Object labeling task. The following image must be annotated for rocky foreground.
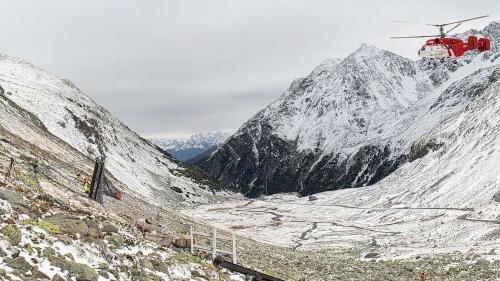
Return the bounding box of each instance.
[0,159,499,280]
[0,176,246,281]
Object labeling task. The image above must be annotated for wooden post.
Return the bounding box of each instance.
[232,233,237,263]
[190,226,194,254]
[212,227,217,259]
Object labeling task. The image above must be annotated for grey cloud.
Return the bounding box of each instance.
[0,0,497,137]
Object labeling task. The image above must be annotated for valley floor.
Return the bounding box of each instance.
[1,154,500,280]
[183,193,500,280]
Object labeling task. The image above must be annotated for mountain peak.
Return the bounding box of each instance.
[346,43,406,64]
[309,57,343,77]
[354,43,384,54]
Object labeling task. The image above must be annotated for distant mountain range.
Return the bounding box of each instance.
[150,131,233,162]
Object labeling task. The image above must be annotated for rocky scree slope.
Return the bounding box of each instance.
[0,54,235,206]
[204,21,500,197]
[0,177,244,280]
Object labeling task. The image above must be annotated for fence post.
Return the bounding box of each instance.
[212,227,217,259]
[190,226,194,254]
[232,233,237,263]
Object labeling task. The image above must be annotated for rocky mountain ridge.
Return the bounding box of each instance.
[204,21,500,197]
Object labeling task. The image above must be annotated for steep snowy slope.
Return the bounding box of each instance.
[0,54,235,206]
[151,131,232,162]
[205,21,500,197]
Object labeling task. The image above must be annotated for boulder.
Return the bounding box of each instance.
[23,219,61,234]
[50,257,98,281]
[32,266,50,280]
[86,228,101,239]
[11,247,20,258]
[98,271,109,279]
[45,214,89,237]
[494,191,500,203]
[24,244,34,255]
[101,222,118,234]
[64,253,75,261]
[1,225,22,245]
[42,247,56,258]
[0,189,40,218]
[364,252,380,259]
[141,259,155,271]
[85,219,103,239]
[106,234,124,248]
[4,256,30,271]
[98,263,108,270]
[191,269,207,278]
[51,274,66,281]
[0,189,29,208]
[57,234,73,245]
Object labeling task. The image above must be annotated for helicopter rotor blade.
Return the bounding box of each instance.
[390,20,418,24]
[427,15,489,27]
[445,23,462,35]
[390,35,440,39]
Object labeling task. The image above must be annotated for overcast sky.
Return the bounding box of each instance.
[0,1,498,138]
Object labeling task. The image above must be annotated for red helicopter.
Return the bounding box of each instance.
[391,15,491,64]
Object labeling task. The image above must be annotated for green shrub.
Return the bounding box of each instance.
[23,219,60,234]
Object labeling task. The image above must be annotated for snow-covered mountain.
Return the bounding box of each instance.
[205,21,500,197]
[188,66,500,256]
[150,131,232,162]
[0,53,236,206]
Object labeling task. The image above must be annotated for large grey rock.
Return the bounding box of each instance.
[101,222,118,234]
[45,214,89,237]
[42,247,56,258]
[5,256,30,271]
[364,252,380,259]
[0,189,29,208]
[1,225,22,246]
[50,257,98,281]
[32,266,50,280]
[51,274,66,281]
[493,191,500,203]
[0,189,39,218]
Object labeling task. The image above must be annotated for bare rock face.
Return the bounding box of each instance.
[204,22,500,197]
